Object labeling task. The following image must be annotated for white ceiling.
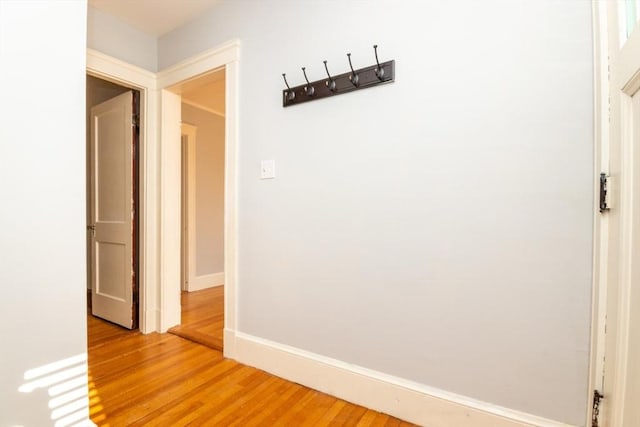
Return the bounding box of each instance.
[89,0,220,37]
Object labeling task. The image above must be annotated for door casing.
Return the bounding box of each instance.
[589,2,640,425]
[157,41,240,359]
[87,49,157,333]
[180,123,197,292]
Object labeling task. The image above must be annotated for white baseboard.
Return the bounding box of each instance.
[230,331,574,427]
[188,272,224,292]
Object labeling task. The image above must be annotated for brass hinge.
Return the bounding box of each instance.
[592,390,603,427]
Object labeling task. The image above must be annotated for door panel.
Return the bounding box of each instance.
[96,242,127,299]
[96,109,127,221]
[90,91,135,329]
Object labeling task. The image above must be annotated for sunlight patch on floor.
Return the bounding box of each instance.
[88,374,109,427]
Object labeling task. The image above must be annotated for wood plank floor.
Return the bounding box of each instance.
[88,307,415,425]
[169,286,225,351]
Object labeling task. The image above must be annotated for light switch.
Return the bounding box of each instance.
[260,160,276,179]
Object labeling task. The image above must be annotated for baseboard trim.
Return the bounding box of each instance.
[231,332,573,427]
[188,272,224,292]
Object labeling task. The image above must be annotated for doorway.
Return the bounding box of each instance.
[168,68,227,350]
[86,41,240,349]
[157,41,239,356]
[86,75,140,329]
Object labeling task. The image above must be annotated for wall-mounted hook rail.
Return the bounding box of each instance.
[282,45,395,107]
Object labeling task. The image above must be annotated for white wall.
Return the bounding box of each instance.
[182,104,225,277]
[87,6,157,72]
[160,1,593,425]
[0,1,90,425]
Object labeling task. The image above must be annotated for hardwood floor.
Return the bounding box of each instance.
[168,286,224,351]
[88,303,415,425]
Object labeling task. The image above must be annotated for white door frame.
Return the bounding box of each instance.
[587,2,610,424]
[180,123,197,292]
[157,40,240,358]
[589,2,640,425]
[87,49,159,334]
[602,1,640,424]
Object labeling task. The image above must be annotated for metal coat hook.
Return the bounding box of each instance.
[282,73,295,101]
[302,67,315,96]
[373,45,384,81]
[347,53,359,87]
[323,60,336,92]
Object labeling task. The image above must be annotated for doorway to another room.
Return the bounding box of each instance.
[168,68,227,351]
[86,75,140,330]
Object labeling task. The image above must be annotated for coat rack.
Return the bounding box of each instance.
[282,45,395,107]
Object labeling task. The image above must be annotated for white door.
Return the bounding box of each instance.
[90,91,136,329]
[598,2,640,426]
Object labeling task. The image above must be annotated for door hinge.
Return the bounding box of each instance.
[132,113,140,128]
[599,173,610,213]
[592,390,603,427]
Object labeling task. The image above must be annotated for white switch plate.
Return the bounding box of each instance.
[260,160,276,179]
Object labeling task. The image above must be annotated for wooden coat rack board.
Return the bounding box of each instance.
[282,45,395,107]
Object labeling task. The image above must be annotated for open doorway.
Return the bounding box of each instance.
[168,68,226,350]
[86,75,140,330]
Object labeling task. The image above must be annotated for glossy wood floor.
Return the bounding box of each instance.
[88,304,415,425]
[169,286,224,351]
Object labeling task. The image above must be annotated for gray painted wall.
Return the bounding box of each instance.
[0,1,89,424]
[182,104,225,276]
[159,1,594,424]
[87,6,157,72]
